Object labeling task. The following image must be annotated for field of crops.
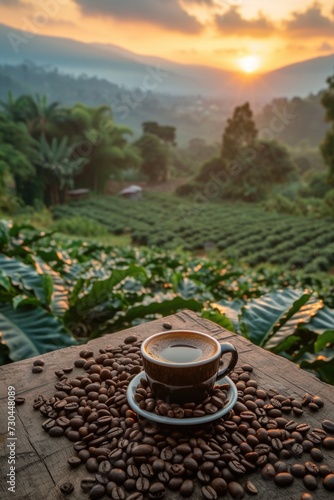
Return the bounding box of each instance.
[53,194,334,273]
[1,219,334,384]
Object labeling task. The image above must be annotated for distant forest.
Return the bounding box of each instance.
[0,62,329,148]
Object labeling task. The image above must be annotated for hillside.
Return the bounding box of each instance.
[1,22,334,99]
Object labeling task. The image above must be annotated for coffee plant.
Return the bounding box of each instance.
[1,219,334,384]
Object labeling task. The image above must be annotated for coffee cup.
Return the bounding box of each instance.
[141,329,238,404]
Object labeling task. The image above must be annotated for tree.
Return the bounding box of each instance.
[0,92,65,137]
[0,113,40,205]
[142,121,176,145]
[57,104,141,192]
[221,102,257,162]
[37,135,88,205]
[321,74,334,185]
[135,133,169,182]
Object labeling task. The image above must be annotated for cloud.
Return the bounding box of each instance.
[284,2,334,37]
[74,0,203,34]
[215,6,274,37]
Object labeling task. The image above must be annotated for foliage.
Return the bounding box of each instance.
[221,102,257,162]
[1,219,334,384]
[53,216,109,237]
[37,135,88,204]
[321,73,334,185]
[142,122,176,145]
[195,157,225,183]
[54,193,334,273]
[135,133,169,182]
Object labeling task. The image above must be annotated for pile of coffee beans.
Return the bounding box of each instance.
[32,358,45,374]
[134,379,230,418]
[32,335,334,499]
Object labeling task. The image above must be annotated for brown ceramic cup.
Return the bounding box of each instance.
[141,329,238,404]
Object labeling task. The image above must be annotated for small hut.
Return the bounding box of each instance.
[119,185,143,200]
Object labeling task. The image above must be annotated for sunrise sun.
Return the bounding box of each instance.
[238,55,261,74]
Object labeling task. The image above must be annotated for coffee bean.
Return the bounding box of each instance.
[261,463,275,480]
[322,419,334,434]
[180,479,194,497]
[32,366,43,373]
[67,456,81,467]
[124,335,138,344]
[130,444,153,456]
[162,322,172,330]
[202,485,218,500]
[210,478,227,495]
[274,472,294,487]
[323,474,334,491]
[301,493,314,500]
[274,461,289,473]
[136,477,150,492]
[183,457,198,472]
[48,426,64,437]
[311,396,324,407]
[89,484,105,499]
[303,474,318,491]
[243,480,257,495]
[111,486,126,500]
[168,477,183,490]
[302,393,312,406]
[14,397,25,405]
[228,460,246,476]
[323,437,334,450]
[310,448,323,462]
[59,482,74,494]
[306,432,322,445]
[148,482,165,499]
[291,443,303,457]
[319,464,333,477]
[127,493,144,500]
[304,462,319,476]
[33,359,45,367]
[291,463,306,478]
[228,481,245,499]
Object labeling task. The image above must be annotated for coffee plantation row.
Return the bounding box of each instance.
[0,219,334,384]
[53,194,334,274]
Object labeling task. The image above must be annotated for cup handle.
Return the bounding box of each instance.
[216,342,238,380]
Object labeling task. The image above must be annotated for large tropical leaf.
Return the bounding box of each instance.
[66,266,147,323]
[211,299,244,331]
[240,289,310,347]
[106,296,203,334]
[0,303,76,361]
[0,255,45,302]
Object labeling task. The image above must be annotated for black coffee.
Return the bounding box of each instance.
[145,333,217,364]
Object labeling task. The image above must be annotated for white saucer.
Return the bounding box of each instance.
[126,372,238,426]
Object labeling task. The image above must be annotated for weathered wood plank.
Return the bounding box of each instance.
[1,310,334,499]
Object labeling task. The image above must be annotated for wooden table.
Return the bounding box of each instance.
[1,310,334,499]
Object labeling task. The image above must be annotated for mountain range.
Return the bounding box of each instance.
[1,22,334,100]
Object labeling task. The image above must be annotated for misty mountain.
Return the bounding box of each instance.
[1,22,333,99]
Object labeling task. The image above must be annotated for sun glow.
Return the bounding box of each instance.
[238,55,261,74]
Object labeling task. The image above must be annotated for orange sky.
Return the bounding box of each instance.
[1,0,334,73]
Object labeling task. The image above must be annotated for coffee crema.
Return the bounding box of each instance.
[145,332,218,364]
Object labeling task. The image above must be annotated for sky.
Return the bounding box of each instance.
[0,0,334,73]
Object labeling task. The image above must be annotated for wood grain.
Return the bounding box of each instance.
[1,310,333,499]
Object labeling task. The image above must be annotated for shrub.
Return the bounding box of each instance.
[53,216,109,237]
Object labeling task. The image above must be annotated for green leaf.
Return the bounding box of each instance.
[12,295,42,309]
[42,273,54,306]
[66,266,147,322]
[240,290,301,346]
[300,355,334,385]
[201,310,235,332]
[0,255,45,302]
[314,330,334,352]
[270,335,301,354]
[212,299,244,331]
[265,294,322,350]
[0,303,77,361]
[307,306,334,334]
[107,297,203,333]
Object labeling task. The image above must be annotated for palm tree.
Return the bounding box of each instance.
[37,135,88,205]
